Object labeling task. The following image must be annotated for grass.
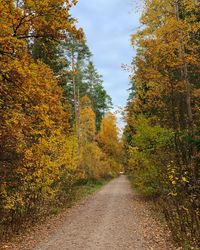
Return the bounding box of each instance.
[0,178,112,248]
[48,178,112,216]
[73,179,111,203]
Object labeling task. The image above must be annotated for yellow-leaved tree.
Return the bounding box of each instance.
[124,0,200,247]
[98,112,123,174]
[0,56,79,223]
[79,96,102,180]
[0,0,80,230]
[80,96,96,145]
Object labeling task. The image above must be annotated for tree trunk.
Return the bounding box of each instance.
[71,48,78,127]
[77,88,80,152]
[174,0,194,137]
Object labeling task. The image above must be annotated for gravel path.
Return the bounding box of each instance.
[2,175,175,250]
[32,175,174,250]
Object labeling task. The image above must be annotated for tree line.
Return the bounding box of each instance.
[124,0,200,248]
[0,0,122,237]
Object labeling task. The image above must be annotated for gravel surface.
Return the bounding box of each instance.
[1,175,175,250]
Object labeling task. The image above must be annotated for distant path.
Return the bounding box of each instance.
[32,175,174,250]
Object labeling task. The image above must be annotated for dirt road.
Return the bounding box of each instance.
[31,175,174,250]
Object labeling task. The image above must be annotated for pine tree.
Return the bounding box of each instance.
[83,62,112,130]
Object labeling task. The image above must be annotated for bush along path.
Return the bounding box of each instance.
[0,1,199,249]
[1,176,176,250]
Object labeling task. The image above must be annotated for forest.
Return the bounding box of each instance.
[124,0,200,248]
[0,0,123,240]
[0,0,199,249]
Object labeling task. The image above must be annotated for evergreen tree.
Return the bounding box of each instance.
[83,62,112,130]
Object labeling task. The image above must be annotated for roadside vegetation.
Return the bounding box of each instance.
[1,1,199,249]
[0,0,122,241]
[124,1,200,249]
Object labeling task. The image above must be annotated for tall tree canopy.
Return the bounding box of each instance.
[124,0,200,247]
[0,1,117,238]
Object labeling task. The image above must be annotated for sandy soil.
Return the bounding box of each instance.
[1,176,175,250]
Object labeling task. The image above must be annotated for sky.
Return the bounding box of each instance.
[70,0,141,128]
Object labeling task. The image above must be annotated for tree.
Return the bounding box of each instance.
[79,96,96,145]
[98,113,123,172]
[83,62,112,130]
[124,0,200,247]
[0,0,81,231]
[98,113,119,153]
[0,56,78,225]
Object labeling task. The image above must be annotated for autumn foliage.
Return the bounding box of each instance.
[79,97,122,181]
[0,0,120,238]
[124,0,200,248]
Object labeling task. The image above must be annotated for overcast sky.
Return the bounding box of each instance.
[70,0,141,128]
